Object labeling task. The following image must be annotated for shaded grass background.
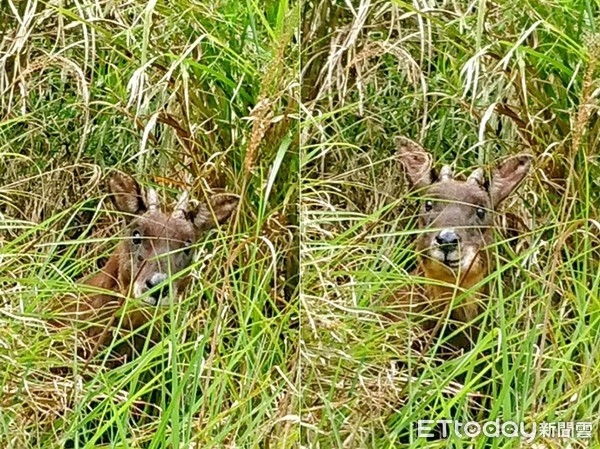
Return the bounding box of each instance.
[301,0,600,447]
[0,1,298,447]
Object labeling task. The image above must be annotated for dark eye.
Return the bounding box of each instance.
[132,230,142,245]
[424,200,433,212]
[184,239,193,255]
[476,207,486,219]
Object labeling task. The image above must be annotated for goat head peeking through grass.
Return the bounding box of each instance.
[391,137,531,347]
[58,173,238,356]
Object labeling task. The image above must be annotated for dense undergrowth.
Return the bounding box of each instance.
[300,1,599,447]
[0,1,298,447]
[1,0,599,448]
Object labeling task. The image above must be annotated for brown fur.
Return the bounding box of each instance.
[54,173,238,358]
[388,137,531,347]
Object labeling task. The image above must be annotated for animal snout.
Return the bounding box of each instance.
[145,273,168,301]
[435,229,460,253]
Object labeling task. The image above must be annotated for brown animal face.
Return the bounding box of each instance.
[108,174,238,306]
[396,137,531,279]
[417,180,494,274]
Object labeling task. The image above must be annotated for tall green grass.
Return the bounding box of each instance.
[1,0,599,447]
[0,1,298,447]
[301,0,599,447]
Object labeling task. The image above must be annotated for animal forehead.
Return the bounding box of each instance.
[135,212,196,241]
[426,181,490,206]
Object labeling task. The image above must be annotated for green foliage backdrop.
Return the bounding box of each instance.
[0,1,298,447]
[301,0,600,447]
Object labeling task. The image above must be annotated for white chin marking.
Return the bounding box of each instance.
[133,281,145,299]
[142,296,171,307]
[158,297,172,306]
[460,246,478,271]
[429,248,447,263]
[428,246,478,272]
[133,281,176,307]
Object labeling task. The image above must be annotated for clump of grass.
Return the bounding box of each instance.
[0,1,298,447]
[301,0,599,447]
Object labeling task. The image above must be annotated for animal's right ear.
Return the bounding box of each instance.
[395,136,435,189]
[192,195,239,232]
[107,173,147,216]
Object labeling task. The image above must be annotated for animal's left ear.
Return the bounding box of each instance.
[107,173,147,217]
[490,154,532,206]
[192,195,239,232]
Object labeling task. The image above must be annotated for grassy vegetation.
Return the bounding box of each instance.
[300,0,600,447]
[0,1,298,447]
[2,0,599,447]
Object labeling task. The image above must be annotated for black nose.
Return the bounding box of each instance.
[145,273,168,301]
[146,278,157,290]
[436,230,459,251]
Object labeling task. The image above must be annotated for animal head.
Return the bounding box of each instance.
[396,137,531,281]
[107,173,238,306]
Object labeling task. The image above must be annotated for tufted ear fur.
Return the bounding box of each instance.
[192,195,239,232]
[108,173,146,217]
[395,136,435,189]
[490,155,532,206]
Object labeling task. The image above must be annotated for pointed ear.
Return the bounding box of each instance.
[108,173,146,216]
[490,154,532,206]
[193,195,239,232]
[395,136,435,189]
